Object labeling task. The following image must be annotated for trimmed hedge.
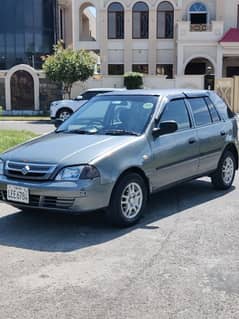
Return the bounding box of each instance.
[124,72,143,90]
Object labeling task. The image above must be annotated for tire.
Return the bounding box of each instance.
[107,173,148,227]
[211,151,236,190]
[56,108,73,121]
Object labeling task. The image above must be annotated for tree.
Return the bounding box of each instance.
[42,42,96,98]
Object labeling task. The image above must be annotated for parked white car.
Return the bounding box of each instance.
[50,88,126,121]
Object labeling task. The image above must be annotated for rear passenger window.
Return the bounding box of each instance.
[160,99,191,130]
[188,98,212,126]
[205,97,220,122]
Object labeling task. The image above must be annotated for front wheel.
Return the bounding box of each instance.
[57,108,73,121]
[107,173,148,227]
[211,151,236,190]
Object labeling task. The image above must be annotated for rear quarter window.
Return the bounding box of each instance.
[188,97,212,127]
[209,92,235,120]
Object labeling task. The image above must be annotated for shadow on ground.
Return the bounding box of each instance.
[0,179,235,252]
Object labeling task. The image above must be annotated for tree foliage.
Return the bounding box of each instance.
[42,42,96,98]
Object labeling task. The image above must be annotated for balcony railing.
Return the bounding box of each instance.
[177,21,224,41]
[190,24,212,32]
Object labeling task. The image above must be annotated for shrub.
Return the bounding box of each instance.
[124,72,143,90]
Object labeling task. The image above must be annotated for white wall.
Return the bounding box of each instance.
[71,75,205,97]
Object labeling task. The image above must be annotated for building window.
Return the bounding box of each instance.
[108,2,124,39]
[132,2,149,39]
[237,5,239,29]
[156,64,173,78]
[108,64,124,75]
[0,0,56,70]
[189,2,208,29]
[132,64,148,74]
[59,7,65,41]
[157,2,174,39]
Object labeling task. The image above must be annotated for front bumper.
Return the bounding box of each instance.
[0,175,114,213]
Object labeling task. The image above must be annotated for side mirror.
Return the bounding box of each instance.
[152,121,178,138]
[54,119,64,128]
[75,95,83,101]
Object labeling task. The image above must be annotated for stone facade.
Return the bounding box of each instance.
[0,79,5,109]
[39,79,62,114]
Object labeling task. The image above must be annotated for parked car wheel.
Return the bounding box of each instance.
[211,151,236,190]
[56,108,73,121]
[107,173,148,227]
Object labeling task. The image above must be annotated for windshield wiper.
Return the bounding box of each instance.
[56,129,97,135]
[104,129,140,136]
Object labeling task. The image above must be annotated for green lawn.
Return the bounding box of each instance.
[0,130,38,153]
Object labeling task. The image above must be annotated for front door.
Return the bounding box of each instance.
[150,98,199,190]
[11,70,34,110]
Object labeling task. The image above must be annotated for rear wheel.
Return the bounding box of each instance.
[56,108,73,121]
[211,151,236,190]
[107,173,148,227]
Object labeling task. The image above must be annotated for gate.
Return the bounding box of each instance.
[215,76,239,113]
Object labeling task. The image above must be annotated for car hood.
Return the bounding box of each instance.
[1,133,137,166]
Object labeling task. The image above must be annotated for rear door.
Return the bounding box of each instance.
[187,97,226,174]
[150,98,200,189]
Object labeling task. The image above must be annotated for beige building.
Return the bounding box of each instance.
[1,0,239,112]
[58,0,239,92]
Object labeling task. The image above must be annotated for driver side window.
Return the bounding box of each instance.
[160,99,191,130]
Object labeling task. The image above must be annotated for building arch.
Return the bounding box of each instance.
[184,55,216,75]
[5,64,40,111]
[79,1,97,41]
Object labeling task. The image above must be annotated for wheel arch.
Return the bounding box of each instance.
[56,107,73,117]
[222,143,239,170]
[110,167,150,201]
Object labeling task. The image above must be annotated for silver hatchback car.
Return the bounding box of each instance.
[0,90,238,227]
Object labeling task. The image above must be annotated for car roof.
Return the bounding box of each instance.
[101,89,210,99]
[85,88,126,92]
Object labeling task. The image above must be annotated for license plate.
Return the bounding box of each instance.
[7,185,29,204]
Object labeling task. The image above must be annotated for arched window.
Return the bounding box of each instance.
[108,2,124,39]
[157,1,174,38]
[189,2,208,27]
[132,2,149,39]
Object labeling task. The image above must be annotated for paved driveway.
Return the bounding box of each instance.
[0,176,239,318]
[0,121,54,135]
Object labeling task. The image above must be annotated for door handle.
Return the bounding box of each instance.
[220,131,226,136]
[188,138,196,144]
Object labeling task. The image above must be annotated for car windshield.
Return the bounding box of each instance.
[57,95,158,136]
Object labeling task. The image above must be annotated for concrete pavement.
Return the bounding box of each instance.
[0,120,54,135]
[0,176,239,318]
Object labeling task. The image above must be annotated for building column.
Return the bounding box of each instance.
[72,0,79,50]
[177,44,184,76]
[99,9,108,76]
[148,9,157,75]
[216,45,223,78]
[124,9,133,73]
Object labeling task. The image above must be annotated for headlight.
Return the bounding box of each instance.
[0,159,3,175]
[55,165,100,181]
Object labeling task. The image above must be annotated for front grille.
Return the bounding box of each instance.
[5,161,57,181]
[2,191,74,210]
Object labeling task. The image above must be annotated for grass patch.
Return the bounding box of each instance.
[0,116,50,121]
[0,130,38,153]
